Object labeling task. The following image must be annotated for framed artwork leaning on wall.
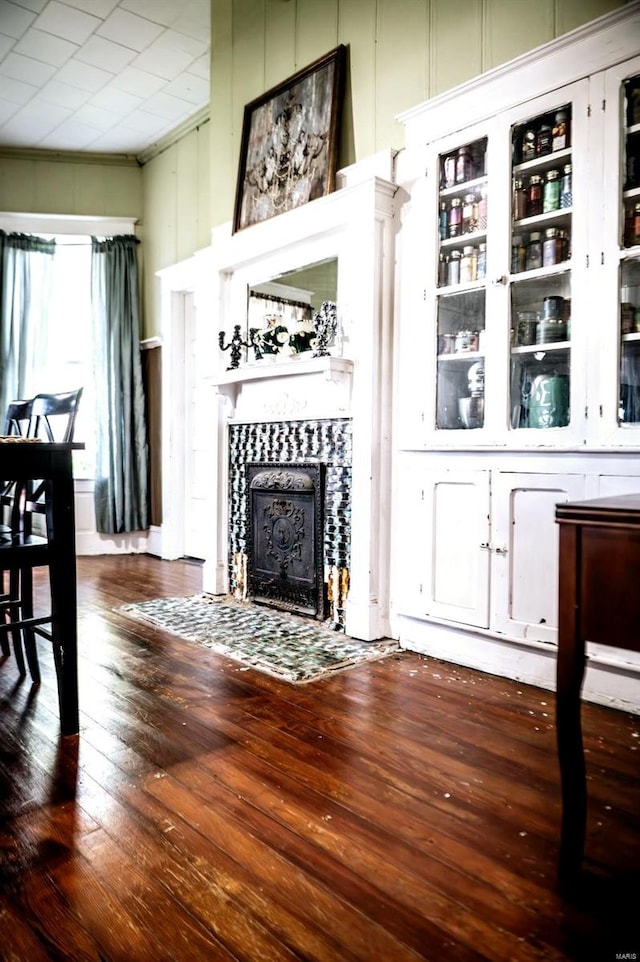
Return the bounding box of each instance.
[233,45,346,233]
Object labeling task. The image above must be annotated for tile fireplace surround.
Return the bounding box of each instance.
[228,418,352,628]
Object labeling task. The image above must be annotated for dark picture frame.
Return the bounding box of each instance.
[233,45,346,233]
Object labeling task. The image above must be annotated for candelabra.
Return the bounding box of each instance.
[218,325,250,370]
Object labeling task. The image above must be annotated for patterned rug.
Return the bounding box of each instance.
[119,594,400,684]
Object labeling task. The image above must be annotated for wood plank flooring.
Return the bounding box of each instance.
[1,554,638,961]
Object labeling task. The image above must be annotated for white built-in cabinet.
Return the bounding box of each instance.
[392,6,640,711]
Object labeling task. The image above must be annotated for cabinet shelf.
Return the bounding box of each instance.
[622,331,640,343]
[513,147,571,176]
[440,230,487,249]
[626,122,640,136]
[440,175,487,199]
[511,341,570,355]
[512,209,572,232]
[437,350,484,361]
[510,262,571,283]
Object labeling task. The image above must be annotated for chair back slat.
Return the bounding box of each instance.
[29,389,83,443]
[3,398,34,436]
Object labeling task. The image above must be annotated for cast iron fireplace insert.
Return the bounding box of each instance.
[247,462,325,619]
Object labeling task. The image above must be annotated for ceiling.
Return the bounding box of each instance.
[0,0,210,159]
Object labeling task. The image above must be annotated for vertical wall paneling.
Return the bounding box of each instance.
[337,0,376,165]
[557,0,626,35]
[196,120,211,249]
[211,0,234,226]
[142,147,177,337]
[264,0,297,88]
[430,0,483,98]
[484,0,555,72]
[295,0,339,69]
[376,0,428,152]
[177,131,200,262]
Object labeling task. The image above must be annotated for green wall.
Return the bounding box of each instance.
[0,0,627,338]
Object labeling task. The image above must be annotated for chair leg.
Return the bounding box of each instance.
[5,570,26,677]
[0,569,9,657]
[19,566,40,684]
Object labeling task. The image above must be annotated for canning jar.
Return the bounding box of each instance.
[528,175,543,216]
[560,164,572,208]
[525,232,543,271]
[456,146,473,184]
[543,170,561,213]
[543,228,558,266]
[447,250,461,285]
[462,193,478,233]
[513,179,527,221]
[448,198,462,238]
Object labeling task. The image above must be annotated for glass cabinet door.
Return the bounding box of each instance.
[435,136,487,431]
[509,104,573,432]
[620,74,640,427]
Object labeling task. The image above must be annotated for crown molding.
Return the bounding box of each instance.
[136,107,210,165]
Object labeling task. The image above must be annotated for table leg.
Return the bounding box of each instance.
[47,456,79,736]
[556,522,587,889]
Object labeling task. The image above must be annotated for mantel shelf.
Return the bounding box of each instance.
[212,354,353,389]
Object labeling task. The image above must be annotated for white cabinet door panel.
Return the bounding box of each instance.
[424,470,490,628]
[491,472,585,644]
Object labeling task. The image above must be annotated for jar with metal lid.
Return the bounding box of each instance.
[455,146,473,184]
[543,170,561,213]
[447,250,461,286]
[477,186,488,231]
[556,229,570,262]
[536,124,553,156]
[552,110,569,151]
[634,203,640,245]
[477,243,487,279]
[439,201,448,240]
[511,235,526,274]
[521,129,536,163]
[448,198,462,238]
[460,246,477,283]
[442,154,456,188]
[525,232,543,271]
[528,175,543,216]
[462,193,478,234]
[513,179,527,221]
[438,252,449,287]
[543,227,558,266]
[561,164,572,208]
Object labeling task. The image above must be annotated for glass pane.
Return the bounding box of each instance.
[436,289,485,430]
[437,137,488,289]
[620,257,640,423]
[510,103,573,430]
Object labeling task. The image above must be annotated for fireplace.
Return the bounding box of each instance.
[247,462,325,619]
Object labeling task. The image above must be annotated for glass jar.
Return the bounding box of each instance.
[477,186,488,231]
[460,245,477,283]
[477,243,487,279]
[438,252,449,287]
[528,175,543,216]
[525,231,543,271]
[455,146,473,184]
[448,198,462,238]
[443,154,456,188]
[536,124,553,156]
[635,203,640,245]
[557,229,570,262]
[521,128,536,162]
[552,110,569,151]
[462,193,478,233]
[543,228,558,266]
[447,250,461,285]
[560,164,572,208]
[511,235,526,274]
[439,201,448,240]
[543,170,561,213]
[513,179,527,221]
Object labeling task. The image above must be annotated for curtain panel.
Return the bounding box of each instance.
[91,235,149,534]
[0,231,55,418]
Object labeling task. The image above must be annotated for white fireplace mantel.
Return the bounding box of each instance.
[158,153,397,642]
[213,355,354,422]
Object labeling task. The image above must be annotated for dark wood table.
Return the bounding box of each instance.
[555,492,640,886]
[1,441,83,735]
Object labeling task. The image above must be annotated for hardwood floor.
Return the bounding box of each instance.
[1,554,638,961]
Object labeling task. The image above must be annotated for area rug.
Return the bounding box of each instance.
[118,594,400,684]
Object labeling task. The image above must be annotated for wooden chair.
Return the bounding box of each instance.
[1,398,34,668]
[0,389,82,682]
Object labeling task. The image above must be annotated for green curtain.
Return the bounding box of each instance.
[91,235,148,534]
[0,230,56,419]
